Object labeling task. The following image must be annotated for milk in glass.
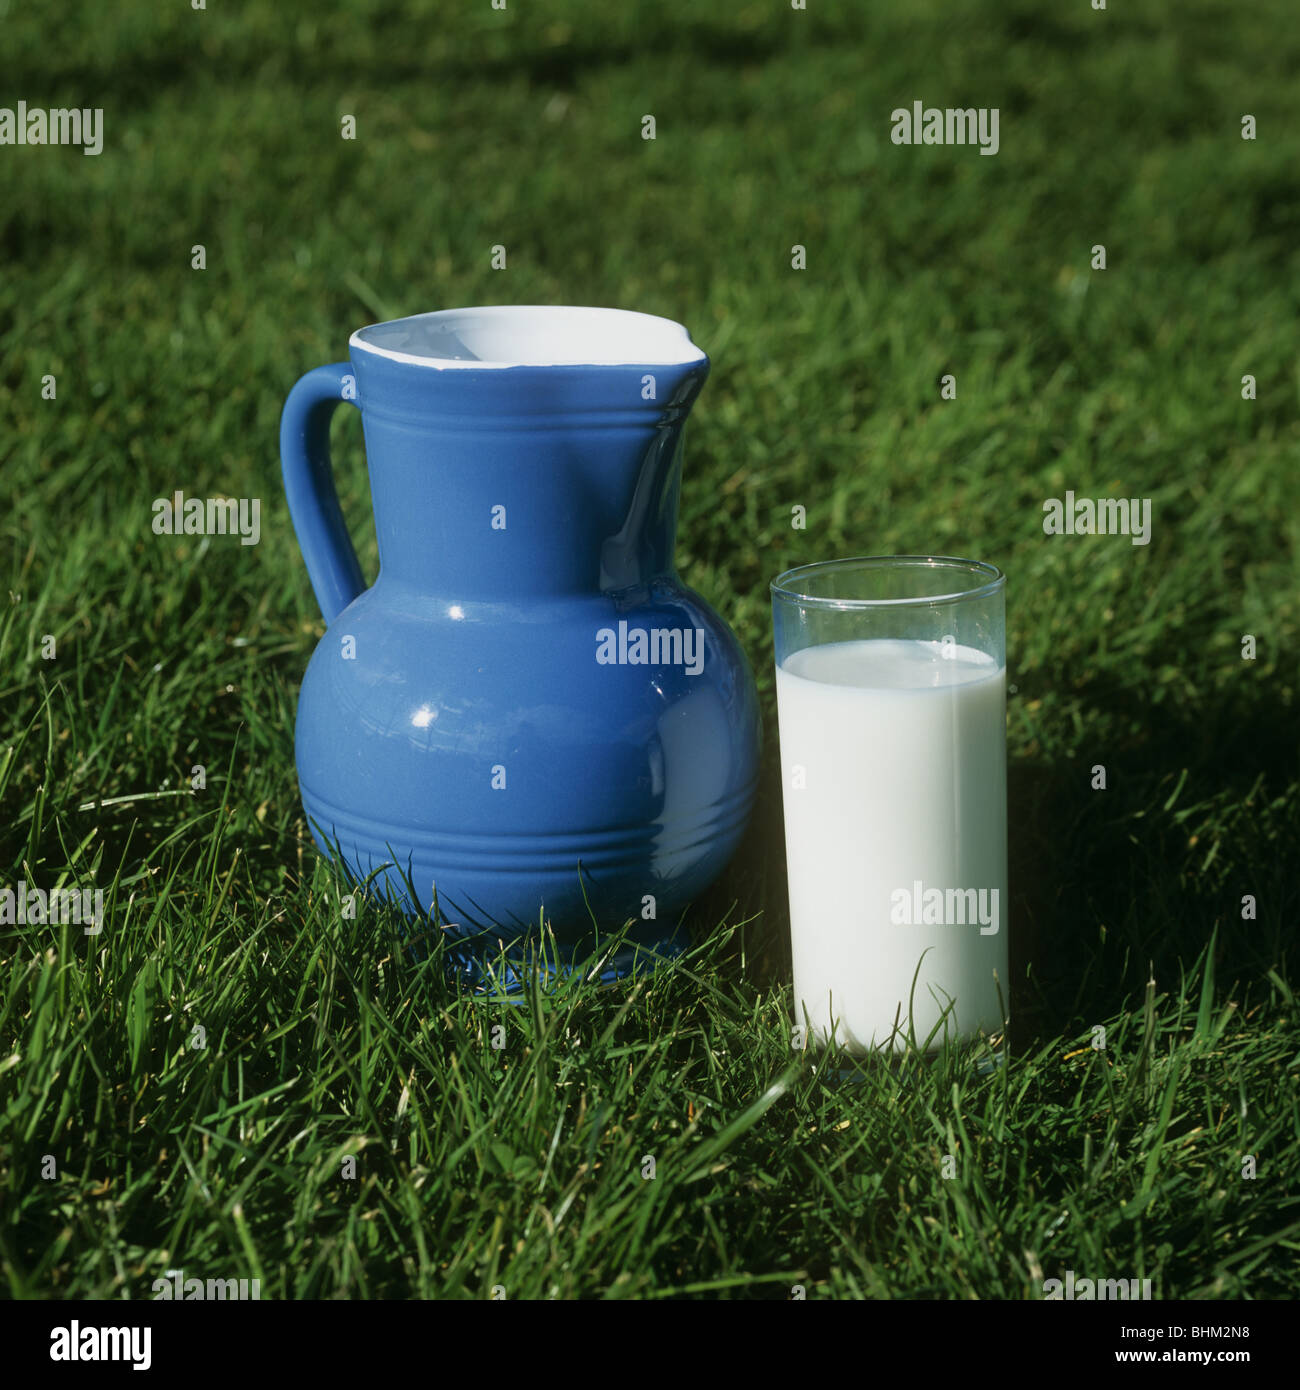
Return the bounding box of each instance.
[776,637,1007,1052]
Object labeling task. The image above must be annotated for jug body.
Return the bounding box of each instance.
[280,307,760,977]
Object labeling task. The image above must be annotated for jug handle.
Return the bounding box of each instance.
[279,362,367,625]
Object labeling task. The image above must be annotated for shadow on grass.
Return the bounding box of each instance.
[7,20,789,114]
[1011,675,1297,1037]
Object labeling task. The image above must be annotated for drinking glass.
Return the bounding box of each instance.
[771,556,1008,1054]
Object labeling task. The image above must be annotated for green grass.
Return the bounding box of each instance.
[2,0,1298,1299]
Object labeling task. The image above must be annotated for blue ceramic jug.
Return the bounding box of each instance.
[279,306,760,978]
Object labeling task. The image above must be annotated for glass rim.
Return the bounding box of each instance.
[770,555,1006,610]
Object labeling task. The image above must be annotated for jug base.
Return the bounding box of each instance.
[437,924,690,992]
[303,813,713,990]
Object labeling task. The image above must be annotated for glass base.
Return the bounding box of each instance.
[810,1041,1007,1084]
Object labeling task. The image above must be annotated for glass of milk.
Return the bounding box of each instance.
[771,556,1007,1056]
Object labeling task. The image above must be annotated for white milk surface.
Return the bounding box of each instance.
[776,638,1008,1052]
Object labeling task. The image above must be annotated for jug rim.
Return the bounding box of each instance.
[349,305,708,370]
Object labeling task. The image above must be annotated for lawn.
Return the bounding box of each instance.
[1,0,1298,1299]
